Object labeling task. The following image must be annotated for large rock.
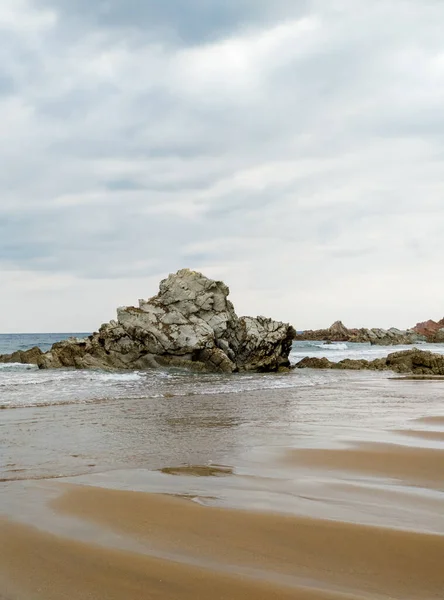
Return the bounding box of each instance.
[385,349,444,374]
[295,348,444,375]
[14,269,295,373]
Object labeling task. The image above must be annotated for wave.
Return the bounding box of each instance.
[94,372,143,382]
[0,362,38,371]
[0,371,347,410]
[314,343,348,351]
[0,369,144,386]
[0,396,117,410]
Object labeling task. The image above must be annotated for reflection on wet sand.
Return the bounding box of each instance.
[159,464,233,476]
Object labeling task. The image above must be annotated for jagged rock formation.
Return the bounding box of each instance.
[0,347,43,365]
[294,320,426,345]
[1,270,295,373]
[294,321,348,342]
[295,349,444,375]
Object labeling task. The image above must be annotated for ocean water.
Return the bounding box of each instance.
[290,339,444,362]
[0,332,91,355]
[2,333,444,410]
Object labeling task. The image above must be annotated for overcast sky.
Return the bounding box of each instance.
[1,0,444,332]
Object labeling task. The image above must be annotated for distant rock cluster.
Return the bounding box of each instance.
[295,348,444,376]
[294,320,433,345]
[412,319,444,342]
[0,269,295,373]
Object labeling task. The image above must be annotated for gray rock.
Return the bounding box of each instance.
[0,346,43,365]
[35,269,295,373]
[433,328,444,343]
[294,348,444,375]
[295,357,333,369]
[386,348,444,375]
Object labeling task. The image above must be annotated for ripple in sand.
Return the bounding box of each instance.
[414,415,444,425]
[283,441,444,489]
[394,429,444,442]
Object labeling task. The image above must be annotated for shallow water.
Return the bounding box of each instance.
[1,336,444,599]
[3,338,444,410]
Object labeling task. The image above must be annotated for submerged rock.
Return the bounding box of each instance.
[295,348,444,375]
[4,269,295,373]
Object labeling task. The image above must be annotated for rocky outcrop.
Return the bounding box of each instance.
[295,357,336,369]
[0,346,43,365]
[294,321,347,342]
[328,320,350,339]
[351,327,426,346]
[412,319,444,342]
[295,349,444,375]
[385,349,444,374]
[294,321,426,345]
[1,270,295,373]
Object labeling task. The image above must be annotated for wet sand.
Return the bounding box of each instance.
[395,428,444,442]
[159,464,233,476]
[1,482,443,600]
[0,518,335,600]
[415,415,444,425]
[2,376,444,599]
[284,441,444,489]
[50,484,444,599]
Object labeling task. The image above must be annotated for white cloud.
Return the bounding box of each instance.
[0,0,56,33]
[1,0,444,331]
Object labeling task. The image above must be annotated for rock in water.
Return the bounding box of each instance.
[295,348,444,375]
[328,320,350,340]
[0,346,43,365]
[34,269,295,373]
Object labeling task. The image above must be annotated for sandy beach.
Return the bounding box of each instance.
[0,481,443,600]
[1,372,444,599]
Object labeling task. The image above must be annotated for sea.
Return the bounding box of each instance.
[1,333,444,599]
[2,332,444,410]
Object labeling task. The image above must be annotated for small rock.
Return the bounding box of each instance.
[0,346,43,365]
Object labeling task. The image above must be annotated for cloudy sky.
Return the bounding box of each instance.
[1,0,444,332]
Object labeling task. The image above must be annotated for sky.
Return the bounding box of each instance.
[1,0,444,332]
